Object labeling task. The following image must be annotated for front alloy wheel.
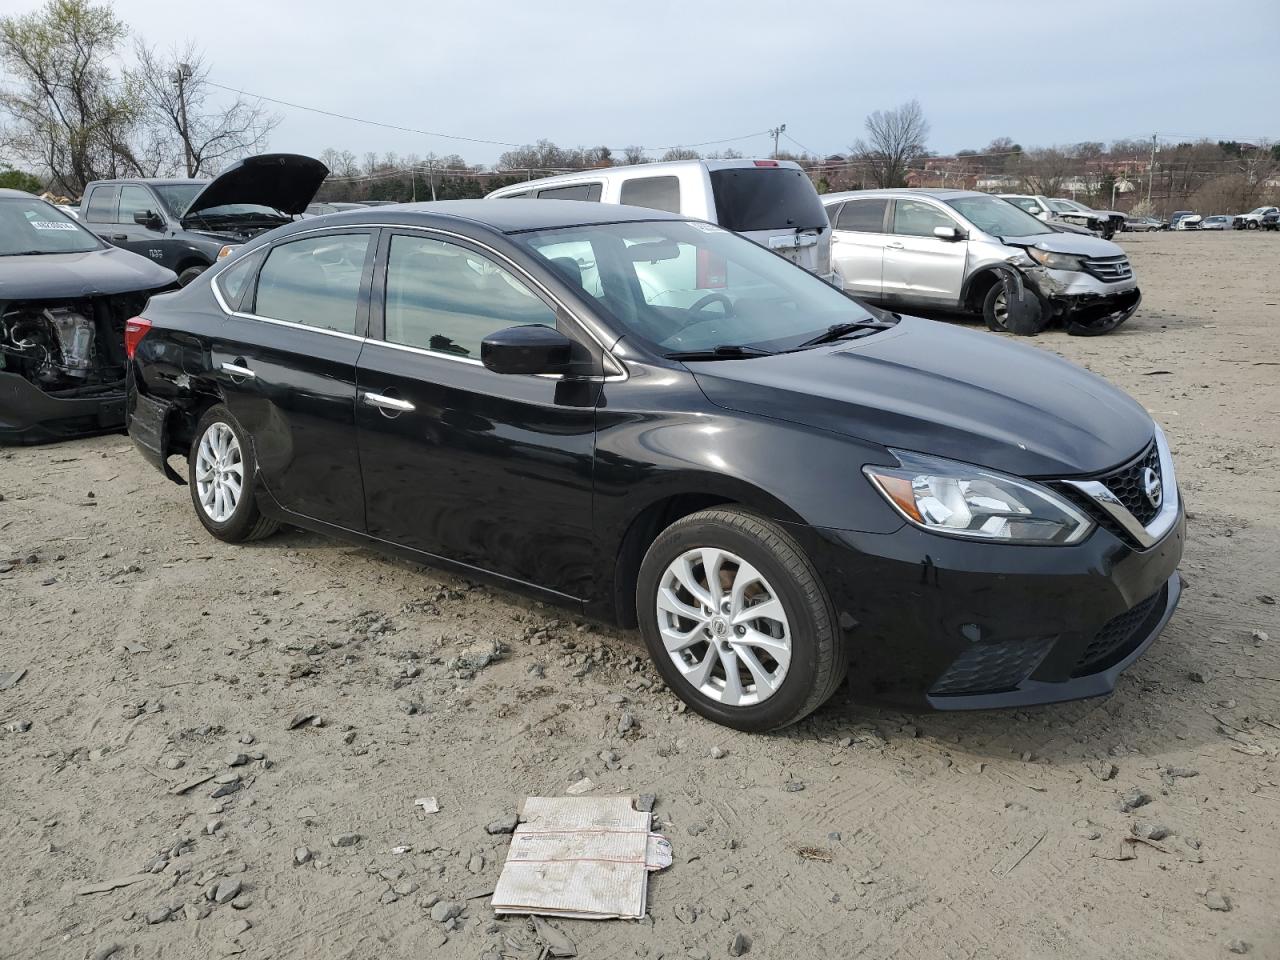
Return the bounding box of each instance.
[656,548,791,707]
[637,507,846,731]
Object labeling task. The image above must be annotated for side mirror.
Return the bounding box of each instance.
[481,324,573,375]
[134,210,162,228]
[933,225,964,242]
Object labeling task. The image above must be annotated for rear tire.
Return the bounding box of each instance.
[188,405,278,543]
[636,508,846,732]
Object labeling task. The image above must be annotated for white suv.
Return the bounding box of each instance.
[486,159,832,281]
[823,188,1142,336]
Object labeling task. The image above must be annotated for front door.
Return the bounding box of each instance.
[355,229,599,599]
[828,197,889,299]
[211,229,375,530]
[115,185,176,269]
[881,198,968,308]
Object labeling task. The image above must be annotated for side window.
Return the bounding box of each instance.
[497,190,532,199]
[619,176,681,214]
[383,233,556,359]
[1008,197,1039,215]
[254,233,370,335]
[214,249,266,310]
[536,183,602,201]
[118,185,159,224]
[892,200,959,238]
[84,186,118,223]
[836,198,889,232]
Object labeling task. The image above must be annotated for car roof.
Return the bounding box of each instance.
[282,198,689,235]
[85,178,207,187]
[821,187,982,203]
[488,158,803,195]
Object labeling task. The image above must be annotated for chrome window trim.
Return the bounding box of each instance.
[1064,424,1180,549]
[209,223,629,382]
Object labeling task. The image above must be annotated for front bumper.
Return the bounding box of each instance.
[1026,269,1142,335]
[785,505,1185,710]
[0,371,126,445]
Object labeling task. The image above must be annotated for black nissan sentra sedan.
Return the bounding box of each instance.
[126,200,1184,731]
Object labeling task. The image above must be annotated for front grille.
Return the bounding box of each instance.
[1072,587,1166,676]
[1098,442,1162,525]
[930,636,1056,696]
[1083,255,1134,283]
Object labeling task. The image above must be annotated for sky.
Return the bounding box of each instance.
[71,0,1280,167]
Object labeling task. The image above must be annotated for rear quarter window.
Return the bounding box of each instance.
[619,176,681,214]
[214,249,266,311]
[709,168,826,232]
[536,183,602,201]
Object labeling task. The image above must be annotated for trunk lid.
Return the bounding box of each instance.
[708,165,832,277]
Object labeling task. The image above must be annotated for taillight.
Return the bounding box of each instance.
[754,159,780,167]
[124,317,152,359]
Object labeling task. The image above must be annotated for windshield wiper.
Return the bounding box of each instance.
[665,344,774,361]
[794,320,895,349]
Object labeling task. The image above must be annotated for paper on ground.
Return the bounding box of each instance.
[492,796,672,920]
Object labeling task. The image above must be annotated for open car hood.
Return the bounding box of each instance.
[184,154,329,218]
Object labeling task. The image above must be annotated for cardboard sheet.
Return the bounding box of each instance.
[492,796,671,920]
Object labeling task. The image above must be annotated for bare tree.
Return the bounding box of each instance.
[661,147,700,162]
[130,41,278,177]
[621,145,649,165]
[850,99,929,188]
[0,0,145,194]
[1018,146,1075,195]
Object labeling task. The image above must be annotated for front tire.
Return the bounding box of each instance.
[636,508,845,732]
[983,283,1012,333]
[177,265,207,287]
[188,405,279,543]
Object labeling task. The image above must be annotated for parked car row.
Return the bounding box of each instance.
[998,194,1125,239]
[123,199,1184,730]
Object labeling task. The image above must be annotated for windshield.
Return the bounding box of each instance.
[0,197,101,255]
[709,168,828,232]
[515,219,878,355]
[1049,199,1086,213]
[151,183,203,217]
[947,195,1049,239]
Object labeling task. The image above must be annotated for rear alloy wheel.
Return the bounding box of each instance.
[637,508,845,731]
[188,405,278,542]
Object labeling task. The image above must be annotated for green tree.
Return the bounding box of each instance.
[0,168,44,192]
[0,0,145,194]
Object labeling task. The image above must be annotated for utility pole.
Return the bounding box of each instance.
[173,62,194,176]
[427,158,437,201]
[1146,133,1157,205]
[769,123,786,159]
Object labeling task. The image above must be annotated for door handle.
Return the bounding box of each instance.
[108,234,128,241]
[220,362,256,380]
[886,241,905,249]
[362,391,415,414]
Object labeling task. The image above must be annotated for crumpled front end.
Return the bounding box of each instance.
[0,290,159,444]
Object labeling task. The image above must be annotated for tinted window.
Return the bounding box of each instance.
[619,176,681,214]
[383,234,556,359]
[708,168,826,231]
[836,198,888,232]
[214,249,266,310]
[536,183,602,201]
[254,233,370,334]
[892,200,958,237]
[118,185,159,224]
[84,186,117,223]
[497,190,533,199]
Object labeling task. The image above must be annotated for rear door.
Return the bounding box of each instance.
[211,228,375,530]
[354,228,599,598]
[881,198,967,308]
[827,197,889,299]
[707,166,831,277]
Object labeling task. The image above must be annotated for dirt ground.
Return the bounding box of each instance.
[2,230,1278,960]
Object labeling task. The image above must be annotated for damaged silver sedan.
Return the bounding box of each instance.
[0,190,175,444]
[823,188,1141,337]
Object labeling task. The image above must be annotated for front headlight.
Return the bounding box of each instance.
[864,451,1094,545]
[1026,247,1086,272]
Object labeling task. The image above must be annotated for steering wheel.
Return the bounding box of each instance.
[689,292,735,316]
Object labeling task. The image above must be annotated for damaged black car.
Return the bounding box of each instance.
[0,189,176,444]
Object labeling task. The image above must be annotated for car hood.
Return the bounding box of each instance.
[184,153,329,218]
[1008,232,1127,257]
[0,245,176,300]
[688,315,1153,477]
